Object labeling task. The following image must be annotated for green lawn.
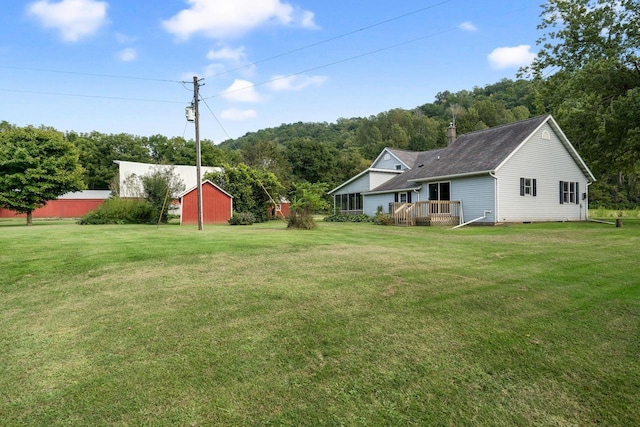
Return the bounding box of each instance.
[1,219,639,426]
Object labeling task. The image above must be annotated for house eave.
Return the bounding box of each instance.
[328,168,403,194]
[364,185,422,196]
[409,170,494,183]
[177,179,233,199]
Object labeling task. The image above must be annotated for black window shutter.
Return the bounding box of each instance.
[575,182,579,204]
[520,178,525,196]
[559,181,564,204]
[407,192,412,203]
[394,193,398,203]
[533,179,537,197]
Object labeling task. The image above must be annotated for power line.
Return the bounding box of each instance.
[199,96,232,141]
[208,0,453,78]
[0,88,185,104]
[0,1,452,86]
[207,26,459,99]
[0,64,182,83]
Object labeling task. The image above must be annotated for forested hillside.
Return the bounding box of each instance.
[217,78,537,191]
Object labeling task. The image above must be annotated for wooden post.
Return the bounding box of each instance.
[616,218,623,228]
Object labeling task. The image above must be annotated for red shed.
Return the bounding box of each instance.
[178,180,233,225]
[266,197,291,219]
[0,190,110,219]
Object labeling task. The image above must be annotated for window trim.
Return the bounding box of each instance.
[335,192,363,212]
[559,181,579,205]
[428,181,451,201]
[520,177,537,197]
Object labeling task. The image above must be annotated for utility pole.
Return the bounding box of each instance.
[192,76,204,231]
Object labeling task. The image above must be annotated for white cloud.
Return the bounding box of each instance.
[268,75,327,91]
[221,79,262,103]
[459,21,477,32]
[221,108,257,121]
[27,0,108,42]
[206,45,246,62]
[162,0,317,40]
[117,48,137,62]
[488,45,536,69]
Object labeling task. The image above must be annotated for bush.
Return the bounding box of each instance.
[374,206,394,225]
[228,211,256,225]
[323,213,373,223]
[286,182,329,230]
[78,197,154,225]
[287,211,317,230]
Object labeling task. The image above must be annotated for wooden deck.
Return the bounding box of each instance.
[392,201,461,226]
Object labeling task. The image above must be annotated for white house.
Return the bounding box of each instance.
[329,115,596,225]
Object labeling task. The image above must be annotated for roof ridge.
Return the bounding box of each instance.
[455,115,549,138]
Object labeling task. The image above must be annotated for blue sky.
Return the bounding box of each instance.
[1,0,543,142]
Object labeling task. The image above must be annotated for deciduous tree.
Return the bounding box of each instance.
[0,126,85,225]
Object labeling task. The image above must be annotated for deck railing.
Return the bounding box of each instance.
[392,201,461,226]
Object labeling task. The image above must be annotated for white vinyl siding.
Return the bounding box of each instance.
[496,122,589,222]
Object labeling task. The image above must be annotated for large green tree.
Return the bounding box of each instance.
[204,163,283,222]
[527,0,640,206]
[0,126,85,225]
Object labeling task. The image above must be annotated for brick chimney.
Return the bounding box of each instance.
[447,122,456,146]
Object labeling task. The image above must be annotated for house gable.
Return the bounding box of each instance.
[328,168,400,195]
[495,120,593,222]
[371,148,418,171]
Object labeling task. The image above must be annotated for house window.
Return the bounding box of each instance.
[394,192,412,204]
[428,182,450,214]
[520,178,537,196]
[559,181,579,204]
[335,193,363,213]
[395,164,402,170]
[428,182,450,201]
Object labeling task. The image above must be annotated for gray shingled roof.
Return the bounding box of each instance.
[368,115,549,194]
[385,148,421,168]
[368,148,447,192]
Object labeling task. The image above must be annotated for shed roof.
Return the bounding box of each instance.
[177,180,233,199]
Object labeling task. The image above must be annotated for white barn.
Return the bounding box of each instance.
[114,160,223,198]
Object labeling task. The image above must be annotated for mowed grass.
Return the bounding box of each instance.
[1,219,639,426]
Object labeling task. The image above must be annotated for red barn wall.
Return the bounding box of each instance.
[181,182,232,224]
[0,199,106,219]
